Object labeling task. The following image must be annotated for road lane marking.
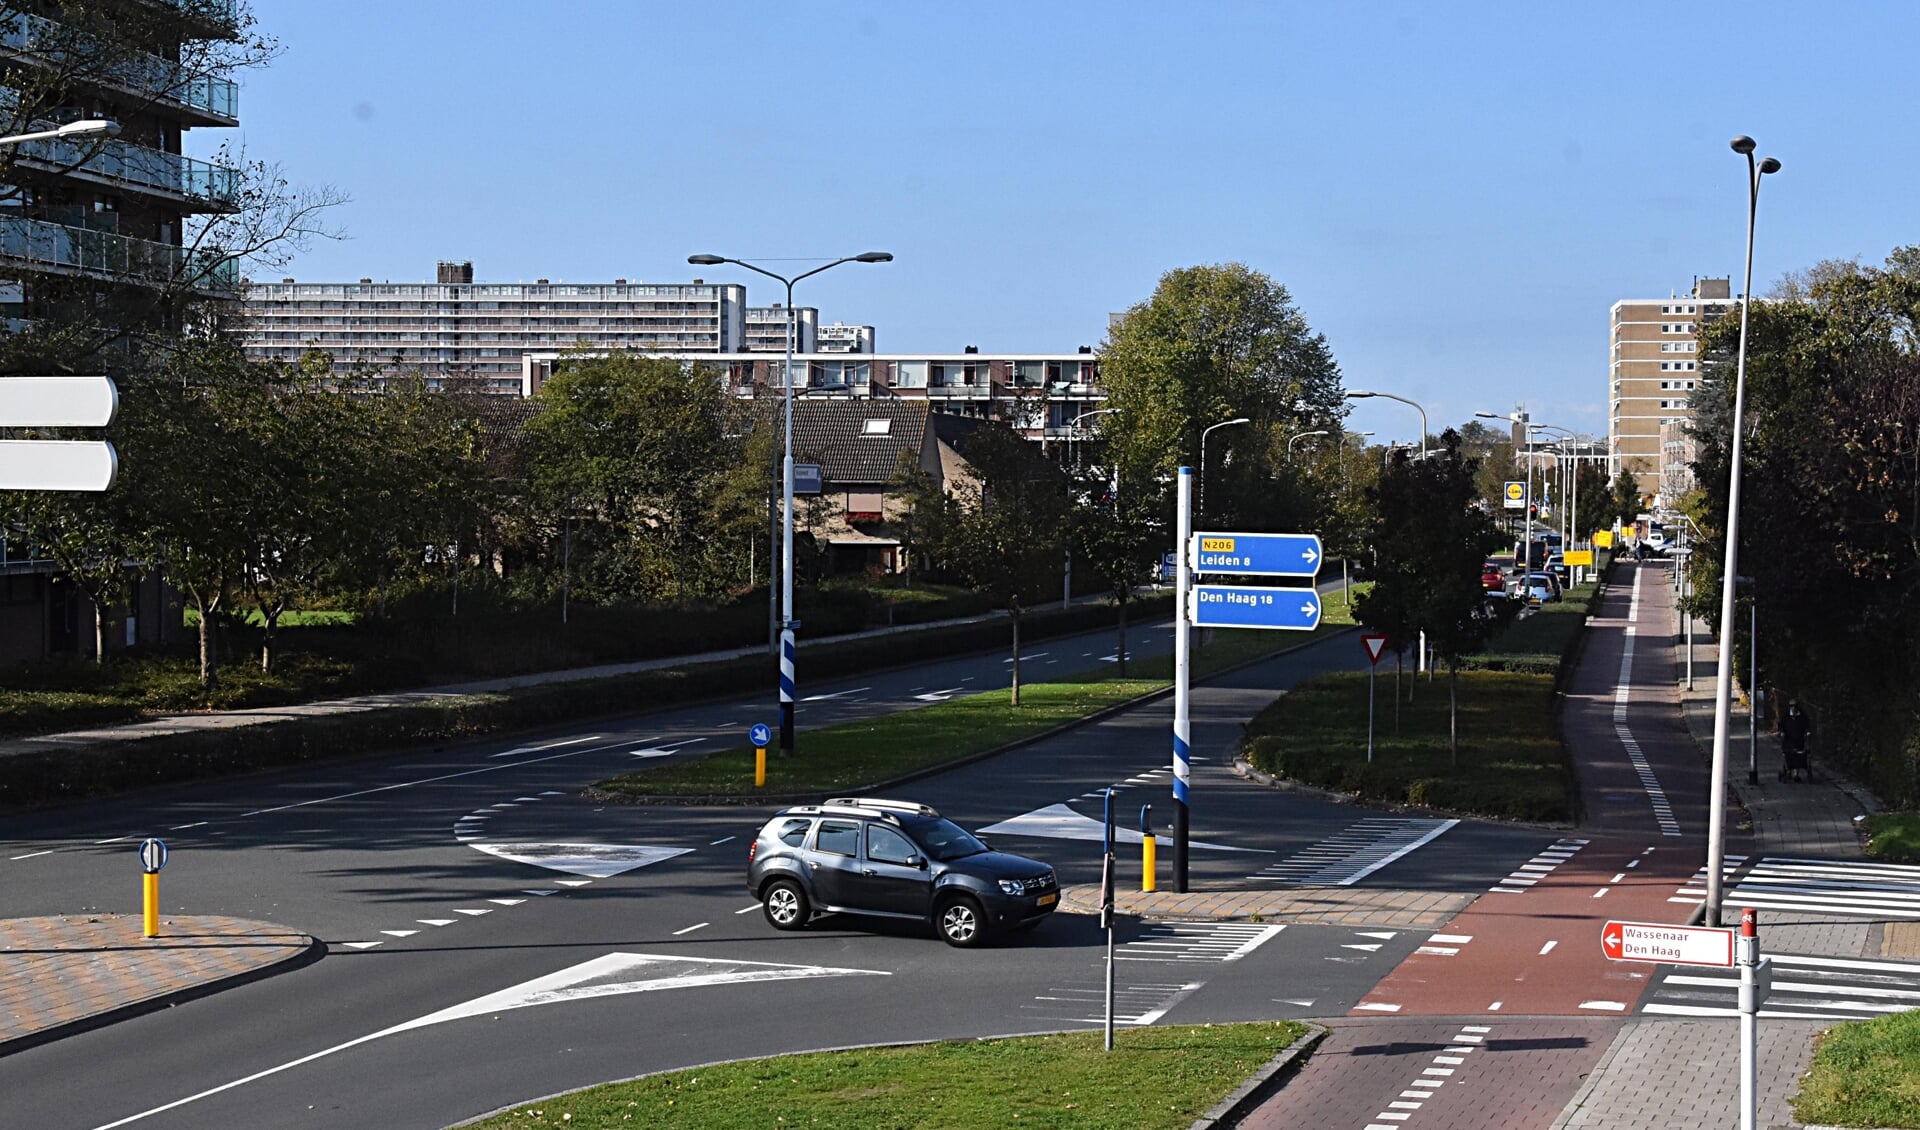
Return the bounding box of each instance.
[1579,1000,1628,1011]
[417,919,455,927]
[1355,1002,1401,1012]
[244,740,632,815]
[490,735,602,757]
[710,836,736,845]
[1540,940,1558,955]
[338,941,382,950]
[736,904,761,914]
[169,822,208,830]
[673,922,709,936]
[1592,888,1609,898]
[93,836,132,844]
[488,898,525,906]
[452,908,490,916]
[9,850,51,860]
[1487,1001,1503,1010]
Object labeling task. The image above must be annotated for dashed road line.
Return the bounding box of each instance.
[673,922,709,936]
[1612,568,1682,836]
[1255,817,1459,886]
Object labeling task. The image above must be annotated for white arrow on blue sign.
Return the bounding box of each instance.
[1190,585,1322,631]
[749,723,773,747]
[138,837,168,873]
[1189,531,1323,578]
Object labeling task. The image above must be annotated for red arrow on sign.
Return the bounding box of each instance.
[1361,634,1389,665]
[1602,922,1623,959]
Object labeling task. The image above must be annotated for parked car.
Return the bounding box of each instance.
[1482,561,1506,592]
[1524,572,1562,605]
[747,797,1058,947]
[1546,553,1570,585]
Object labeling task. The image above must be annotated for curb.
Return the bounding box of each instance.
[590,627,1358,807]
[1230,756,1578,832]
[0,930,324,1057]
[1189,1022,1328,1129]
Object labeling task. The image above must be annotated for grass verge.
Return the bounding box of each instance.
[1241,668,1572,822]
[1864,812,1920,863]
[594,592,1361,800]
[1792,1011,1920,1128]
[461,1022,1309,1130]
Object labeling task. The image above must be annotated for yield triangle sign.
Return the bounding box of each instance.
[1361,634,1389,665]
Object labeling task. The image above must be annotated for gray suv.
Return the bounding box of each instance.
[746,797,1059,947]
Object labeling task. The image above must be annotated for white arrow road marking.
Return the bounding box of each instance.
[488,898,526,907]
[629,738,707,758]
[556,879,593,887]
[489,735,602,758]
[380,930,418,938]
[1004,653,1048,663]
[417,919,455,927]
[914,687,965,701]
[472,842,693,878]
[338,942,382,950]
[977,803,1271,853]
[84,952,888,1130]
[453,908,490,916]
[802,686,871,701]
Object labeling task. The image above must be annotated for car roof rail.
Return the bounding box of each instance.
[823,796,941,818]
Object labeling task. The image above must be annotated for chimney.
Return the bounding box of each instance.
[535,278,549,285]
[436,260,473,284]
[1077,345,1092,354]
[359,278,372,284]
[964,345,979,354]
[281,277,293,284]
[614,278,626,285]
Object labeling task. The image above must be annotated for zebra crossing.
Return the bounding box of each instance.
[1642,952,1920,1020]
[1488,837,1589,894]
[1702,856,1920,921]
[1252,817,1459,886]
[1667,854,1750,907]
[1021,922,1285,1026]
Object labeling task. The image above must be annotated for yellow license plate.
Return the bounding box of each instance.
[1038,893,1057,906]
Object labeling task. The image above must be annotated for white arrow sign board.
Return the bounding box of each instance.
[1601,919,1733,967]
[0,439,117,491]
[0,376,117,426]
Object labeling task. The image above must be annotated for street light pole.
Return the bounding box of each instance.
[1706,137,1780,927]
[1286,429,1330,465]
[1065,407,1121,611]
[1348,390,1428,461]
[689,251,893,760]
[0,118,119,146]
[1198,416,1250,522]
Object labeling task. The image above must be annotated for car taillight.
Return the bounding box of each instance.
[747,839,758,864]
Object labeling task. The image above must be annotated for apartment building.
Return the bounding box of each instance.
[519,347,1105,441]
[0,0,244,663]
[242,261,750,394]
[1608,277,1734,501]
[743,304,818,353]
[816,322,874,353]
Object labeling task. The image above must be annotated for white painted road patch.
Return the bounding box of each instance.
[471,842,693,878]
[977,803,1269,853]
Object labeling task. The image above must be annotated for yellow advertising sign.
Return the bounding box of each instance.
[1564,550,1594,566]
[1199,537,1236,553]
[1505,482,1525,500]
[1593,530,1614,548]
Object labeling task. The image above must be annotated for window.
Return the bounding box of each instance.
[862,418,892,435]
[815,820,859,856]
[867,825,917,865]
[777,818,811,847]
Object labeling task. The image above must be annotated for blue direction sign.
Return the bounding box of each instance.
[138,837,168,873]
[1159,551,1179,583]
[749,723,773,748]
[1189,531,1323,578]
[1190,585,1322,631]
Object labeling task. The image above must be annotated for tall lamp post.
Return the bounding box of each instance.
[689,251,893,760]
[1197,416,1250,521]
[1286,429,1330,464]
[1348,390,1428,460]
[1705,136,1781,928]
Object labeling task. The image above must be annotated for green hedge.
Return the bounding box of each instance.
[0,596,1173,809]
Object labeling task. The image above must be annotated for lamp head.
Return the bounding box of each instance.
[1345,390,1375,399]
[1759,156,1781,175]
[57,119,118,139]
[687,254,726,266]
[854,251,893,263]
[1730,135,1757,155]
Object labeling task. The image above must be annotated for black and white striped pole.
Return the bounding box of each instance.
[1173,465,1192,893]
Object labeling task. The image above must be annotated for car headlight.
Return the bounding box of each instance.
[998,878,1027,895]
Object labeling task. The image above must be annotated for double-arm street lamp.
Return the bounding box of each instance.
[688,250,893,760]
[1197,416,1250,521]
[1704,136,1781,928]
[1286,429,1330,464]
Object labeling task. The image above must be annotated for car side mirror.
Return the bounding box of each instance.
[906,855,927,869]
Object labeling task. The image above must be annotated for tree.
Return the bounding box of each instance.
[1070,462,1164,675]
[1356,431,1506,761]
[934,426,1068,705]
[1097,263,1345,528]
[885,447,946,589]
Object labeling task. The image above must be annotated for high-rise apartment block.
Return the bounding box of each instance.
[1608,277,1733,501]
[242,261,750,394]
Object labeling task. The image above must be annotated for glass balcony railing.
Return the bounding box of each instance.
[0,14,239,121]
[0,215,237,291]
[158,0,240,25]
[12,136,238,206]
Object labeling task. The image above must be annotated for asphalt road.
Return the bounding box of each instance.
[0,601,1556,1129]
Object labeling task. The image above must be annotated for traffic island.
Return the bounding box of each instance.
[1055,882,1473,929]
[0,913,319,1052]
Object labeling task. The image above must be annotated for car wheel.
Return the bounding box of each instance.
[762,879,810,931]
[935,895,987,948]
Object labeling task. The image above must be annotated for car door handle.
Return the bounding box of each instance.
[862,868,878,876]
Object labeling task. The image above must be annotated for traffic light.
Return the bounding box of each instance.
[1529,505,1538,519]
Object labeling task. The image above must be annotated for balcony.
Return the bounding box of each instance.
[0,215,236,292]
[0,14,239,126]
[11,135,238,210]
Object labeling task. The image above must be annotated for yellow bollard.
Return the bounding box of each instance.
[143,871,159,937]
[1142,833,1157,893]
[755,745,767,788]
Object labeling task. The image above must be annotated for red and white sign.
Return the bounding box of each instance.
[1360,634,1389,665]
[1601,920,1734,967]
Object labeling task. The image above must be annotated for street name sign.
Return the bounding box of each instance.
[1503,481,1527,510]
[1601,919,1733,967]
[1189,531,1322,577]
[1361,634,1389,665]
[792,463,822,495]
[1190,585,1321,631]
[0,375,119,491]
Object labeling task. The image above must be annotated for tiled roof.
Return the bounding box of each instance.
[788,397,932,486]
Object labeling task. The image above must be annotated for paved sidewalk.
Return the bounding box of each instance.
[1552,1018,1829,1130]
[0,913,316,1051]
[1057,882,1473,929]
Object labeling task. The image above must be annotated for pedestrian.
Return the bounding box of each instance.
[1779,699,1812,783]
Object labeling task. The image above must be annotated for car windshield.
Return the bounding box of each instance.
[903,816,990,861]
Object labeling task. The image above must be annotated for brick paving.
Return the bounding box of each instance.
[0,913,314,1048]
[1551,1018,1829,1130]
[1057,883,1473,929]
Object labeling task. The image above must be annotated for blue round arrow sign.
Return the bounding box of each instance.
[749,723,773,748]
[138,837,167,874]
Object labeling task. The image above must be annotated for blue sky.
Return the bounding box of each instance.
[233,2,1919,443]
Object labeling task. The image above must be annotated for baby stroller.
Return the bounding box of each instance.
[1778,702,1812,783]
